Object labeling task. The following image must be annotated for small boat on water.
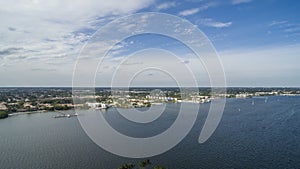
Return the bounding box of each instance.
[151,103,163,105]
[53,111,78,118]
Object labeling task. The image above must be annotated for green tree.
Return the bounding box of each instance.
[0,111,8,119]
[140,159,151,168]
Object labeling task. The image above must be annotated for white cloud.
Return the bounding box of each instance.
[156,2,176,10]
[0,0,154,64]
[198,18,232,28]
[268,20,300,37]
[178,2,215,16]
[231,0,252,5]
[0,1,154,22]
[284,26,300,33]
[0,0,155,86]
[178,8,200,16]
[269,20,287,27]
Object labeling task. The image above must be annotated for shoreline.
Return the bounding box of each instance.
[5,95,300,118]
[8,110,48,116]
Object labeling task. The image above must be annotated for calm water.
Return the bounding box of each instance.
[0,96,299,169]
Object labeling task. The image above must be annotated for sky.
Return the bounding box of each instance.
[0,0,300,87]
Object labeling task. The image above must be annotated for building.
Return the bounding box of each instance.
[0,102,8,111]
[86,102,107,109]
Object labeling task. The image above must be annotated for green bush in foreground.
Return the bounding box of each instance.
[0,111,8,119]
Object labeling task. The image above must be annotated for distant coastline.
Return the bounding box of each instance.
[0,87,299,119]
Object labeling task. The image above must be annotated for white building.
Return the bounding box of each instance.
[86,102,101,109]
[86,102,107,109]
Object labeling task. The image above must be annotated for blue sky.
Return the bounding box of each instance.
[0,0,300,87]
[140,0,300,50]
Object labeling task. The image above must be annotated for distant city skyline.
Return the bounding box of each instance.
[0,0,300,87]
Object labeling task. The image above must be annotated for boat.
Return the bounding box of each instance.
[53,111,78,118]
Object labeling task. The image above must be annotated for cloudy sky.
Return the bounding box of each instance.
[0,0,299,87]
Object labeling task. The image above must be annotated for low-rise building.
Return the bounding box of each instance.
[0,102,8,111]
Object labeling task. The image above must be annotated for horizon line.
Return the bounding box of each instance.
[0,86,300,88]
